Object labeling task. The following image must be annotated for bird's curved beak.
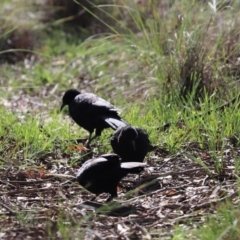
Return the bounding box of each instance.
[60,103,65,112]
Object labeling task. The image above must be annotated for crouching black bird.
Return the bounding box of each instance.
[76,153,147,202]
[60,89,129,146]
[111,126,155,163]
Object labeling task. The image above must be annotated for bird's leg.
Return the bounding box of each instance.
[86,129,101,147]
[86,134,98,148]
[85,132,93,147]
[89,134,98,143]
[106,190,117,202]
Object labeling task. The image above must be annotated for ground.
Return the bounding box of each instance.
[1,0,240,239]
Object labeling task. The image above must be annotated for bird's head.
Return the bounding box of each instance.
[118,126,138,150]
[60,89,80,111]
[128,127,138,151]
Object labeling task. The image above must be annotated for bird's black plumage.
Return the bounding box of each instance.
[111,126,155,162]
[76,153,146,201]
[60,89,129,146]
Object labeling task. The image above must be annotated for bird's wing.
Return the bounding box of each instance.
[80,155,119,170]
[100,153,119,159]
[120,162,147,174]
[104,118,128,130]
[76,157,108,177]
[83,157,108,167]
[92,98,118,112]
[77,157,108,175]
[75,93,119,114]
[121,162,147,169]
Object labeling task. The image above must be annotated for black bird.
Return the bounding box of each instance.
[60,89,129,146]
[111,126,155,162]
[76,153,146,201]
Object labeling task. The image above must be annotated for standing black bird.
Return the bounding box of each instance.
[60,89,129,146]
[76,153,146,201]
[111,126,155,163]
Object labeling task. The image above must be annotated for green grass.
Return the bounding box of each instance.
[1,0,240,239]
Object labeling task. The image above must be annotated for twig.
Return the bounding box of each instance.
[138,168,212,184]
[191,190,239,211]
[43,173,75,180]
[148,212,206,228]
[1,187,61,196]
[172,212,206,223]
[123,183,192,204]
[0,198,16,216]
[0,180,46,185]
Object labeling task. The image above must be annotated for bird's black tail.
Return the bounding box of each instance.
[121,162,147,174]
[105,118,130,130]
